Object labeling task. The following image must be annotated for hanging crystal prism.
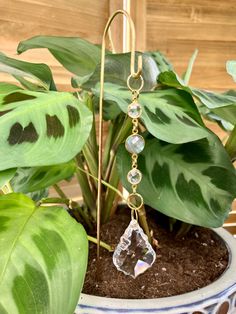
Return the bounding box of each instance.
[113,219,156,278]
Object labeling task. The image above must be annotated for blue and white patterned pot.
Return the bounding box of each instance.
[75,228,236,314]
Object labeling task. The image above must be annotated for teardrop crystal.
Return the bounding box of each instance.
[113,219,156,278]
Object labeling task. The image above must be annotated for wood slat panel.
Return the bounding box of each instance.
[146,0,236,91]
[0,0,109,90]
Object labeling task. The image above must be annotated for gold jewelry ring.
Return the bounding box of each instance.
[127,192,144,211]
[127,74,144,93]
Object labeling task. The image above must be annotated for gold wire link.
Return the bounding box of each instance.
[132,118,139,134]
[131,90,139,101]
[131,154,138,169]
[131,208,139,221]
[132,184,137,193]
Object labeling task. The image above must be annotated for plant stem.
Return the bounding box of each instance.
[76,165,124,201]
[39,197,93,229]
[102,157,120,223]
[138,206,151,243]
[225,124,236,161]
[87,235,113,252]
[53,183,67,199]
[75,156,97,218]
[103,122,114,171]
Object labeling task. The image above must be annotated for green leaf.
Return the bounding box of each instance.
[226,60,236,82]
[146,51,173,73]
[117,134,236,228]
[158,70,236,125]
[0,90,93,170]
[93,83,209,144]
[0,193,88,314]
[17,35,101,78]
[182,49,198,84]
[74,52,159,91]
[11,161,76,193]
[0,169,17,189]
[0,83,22,94]
[0,52,56,91]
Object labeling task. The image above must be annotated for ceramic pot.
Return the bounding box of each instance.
[75,228,236,314]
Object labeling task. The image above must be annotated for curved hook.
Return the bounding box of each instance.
[97,10,142,258]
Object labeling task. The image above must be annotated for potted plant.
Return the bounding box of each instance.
[0,34,236,314]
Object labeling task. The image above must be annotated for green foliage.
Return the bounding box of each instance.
[0,89,93,170]
[93,83,208,144]
[0,52,56,91]
[117,133,236,227]
[17,36,101,79]
[1,35,236,312]
[0,193,88,314]
[11,161,76,193]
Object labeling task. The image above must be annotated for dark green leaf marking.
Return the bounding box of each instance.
[33,228,67,279]
[175,114,198,127]
[46,114,65,139]
[175,139,213,164]
[175,173,209,209]
[202,166,236,194]
[8,122,39,145]
[67,105,80,128]
[0,109,13,117]
[12,264,49,313]
[3,92,36,105]
[145,106,171,124]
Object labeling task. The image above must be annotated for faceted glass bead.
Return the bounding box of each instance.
[125,134,145,154]
[128,102,142,119]
[127,168,142,185]
[113,219,156,278]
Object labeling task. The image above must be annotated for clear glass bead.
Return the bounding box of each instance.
[113,219,156,278]
[125,134,145,154]
[128,102,142,119]
[127,168,142,185]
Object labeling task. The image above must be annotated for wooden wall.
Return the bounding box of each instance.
[0,0,110,90]
[2,0,236,92]
[146,0,236,92]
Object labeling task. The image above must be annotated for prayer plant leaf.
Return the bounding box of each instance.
[74,52,159,91]
[0,90,93,170]
[93,83,209,144]
[146,51,173,73]
[0,83,22,94]
[0,168,17,189]
[226,60,236,83]
[0,52,56,91]
[158,70,236,125]
[117,134,236,228]
[0,193,88,314]
[11,160,76,193]
[17,35,101,78]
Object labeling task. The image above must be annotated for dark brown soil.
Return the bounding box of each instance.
[83,209,228,299]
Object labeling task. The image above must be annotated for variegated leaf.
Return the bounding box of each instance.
[0,83,22,94]
[74,52,159,91]
[0,90,93,170]
[0,169,17,189]
[0,193,88,314]
[158,70,236,125]
[0,52,56,91]
[11,161,76,193]
[93,83,208,144]
[117,134,236,227]
[17,36,101,78]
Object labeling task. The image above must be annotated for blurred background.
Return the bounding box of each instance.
[0,0,236,234]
